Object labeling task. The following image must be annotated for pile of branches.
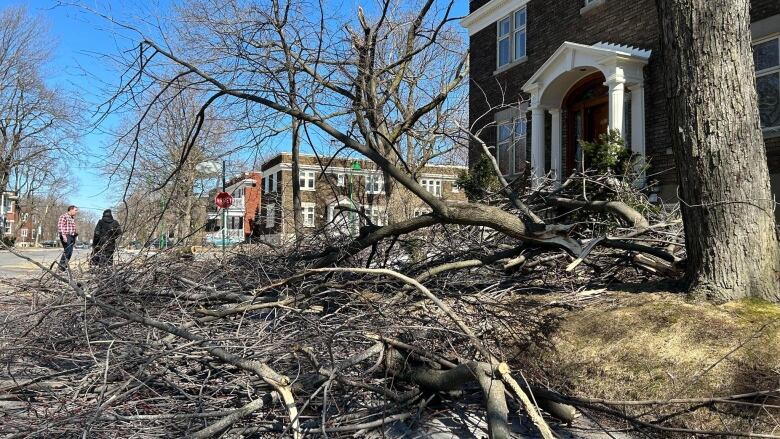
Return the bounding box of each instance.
[3,176,776,438]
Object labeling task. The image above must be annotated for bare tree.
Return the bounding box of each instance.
[0,6,78,196]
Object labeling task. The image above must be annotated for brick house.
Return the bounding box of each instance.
[205,171,262,245]
[1,191,18,240]
[462,0,780,211]
[13,205,36,247]
[255,153,467,243]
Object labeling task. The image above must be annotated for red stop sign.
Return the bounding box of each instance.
[215,192,234,208]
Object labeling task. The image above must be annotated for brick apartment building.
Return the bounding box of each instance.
[255,153,467,243]
[462,0,780,212]
[205,171,262,245]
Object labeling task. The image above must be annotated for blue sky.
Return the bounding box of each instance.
[2,0,470,214]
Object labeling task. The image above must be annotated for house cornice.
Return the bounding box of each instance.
[461,0,530,36]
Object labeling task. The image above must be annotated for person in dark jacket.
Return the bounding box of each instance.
[91,209,123,267]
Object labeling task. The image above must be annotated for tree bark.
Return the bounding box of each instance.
[657,0,780,302]
[291,118,302,240]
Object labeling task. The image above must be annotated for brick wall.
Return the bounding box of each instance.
[468,0,780,189]
[256,154,467,238]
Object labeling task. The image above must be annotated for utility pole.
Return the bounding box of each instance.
[222,160,227,261]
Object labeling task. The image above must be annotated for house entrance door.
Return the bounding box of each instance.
[564,72,609,175]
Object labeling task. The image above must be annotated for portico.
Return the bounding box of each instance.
[521,42,651,185]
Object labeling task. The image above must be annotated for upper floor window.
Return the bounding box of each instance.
[497,7,526,69]
[420,179,442,196]
[336,173,345,187]
[300,170,316,190]
[365,174,384,194]
[497,118,527,176]
[754,35,780,131]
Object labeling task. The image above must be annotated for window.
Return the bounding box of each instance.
[22,213,29,222]
[497,7,526,69]
[272,172,279,192]
[365,174,383,194]
[754,35,780,130]
[21,228,28,238]
[364,205,387,226]
[496,118,527,176]
[413,207,432,217]
[300,170,316,191]
[4,220,12,235]
[336,173,345,187]
[230,216,244,230]
[302,202,315,227]
[265,203,276,228]
[420,179,442,196]
[452,182,460,193]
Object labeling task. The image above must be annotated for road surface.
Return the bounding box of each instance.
[0,248,91,278]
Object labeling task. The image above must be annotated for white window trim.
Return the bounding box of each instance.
[266,203,276,228]
[300,170,316,191]
[363,205,387,226]
[365,174,384,194]
[496,117,527,177]
[753,33,780,133]
[336,173,345,187]
[302,202,316,227]
[420,179,442,197]
[21,228,28,238]
[496,6,527,71]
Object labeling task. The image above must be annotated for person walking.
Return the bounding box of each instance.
[56,205,78,271]
[91,209,122,267]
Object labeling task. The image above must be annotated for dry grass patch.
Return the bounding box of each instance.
[529,292,780,435]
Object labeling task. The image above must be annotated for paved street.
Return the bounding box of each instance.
[0,248,91,278]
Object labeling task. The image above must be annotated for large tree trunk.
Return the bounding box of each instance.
[657,0,780,302]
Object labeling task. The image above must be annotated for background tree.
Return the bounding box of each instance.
[657,0,780,302]
[0,6,78,195]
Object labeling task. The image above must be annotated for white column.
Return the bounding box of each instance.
[549,108,562,184]
[606,78,625,136]
[630,83,647,185]
[530,106,546,186]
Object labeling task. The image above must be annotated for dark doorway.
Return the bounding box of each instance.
[564,72,609,175]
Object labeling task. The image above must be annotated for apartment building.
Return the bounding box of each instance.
[255,153,467,243]
[462,0,780,210]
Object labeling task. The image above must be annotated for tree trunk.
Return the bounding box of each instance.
[657,0,780,302]
[291,118,302,240]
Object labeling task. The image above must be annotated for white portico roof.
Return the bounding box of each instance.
[522,41,651,108]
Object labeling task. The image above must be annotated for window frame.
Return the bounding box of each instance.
[363,205,387,226]
[496,6,527,70]
[753,34,780,132]
[336,173,345,187]
[420,179,442,197]
[302,202,316,227]
[496,117,527,177]
[365,174,384,194]
[300,170,316,191]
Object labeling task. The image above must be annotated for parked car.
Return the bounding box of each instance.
[75,241,90,249]
[42,240,59,248]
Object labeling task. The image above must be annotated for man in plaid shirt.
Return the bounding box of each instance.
[57,205,79,270]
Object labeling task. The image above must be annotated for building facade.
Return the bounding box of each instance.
[463,0,780,209]
[1,191,18,241]
[255,153,467,243]
[205,172,262,245]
